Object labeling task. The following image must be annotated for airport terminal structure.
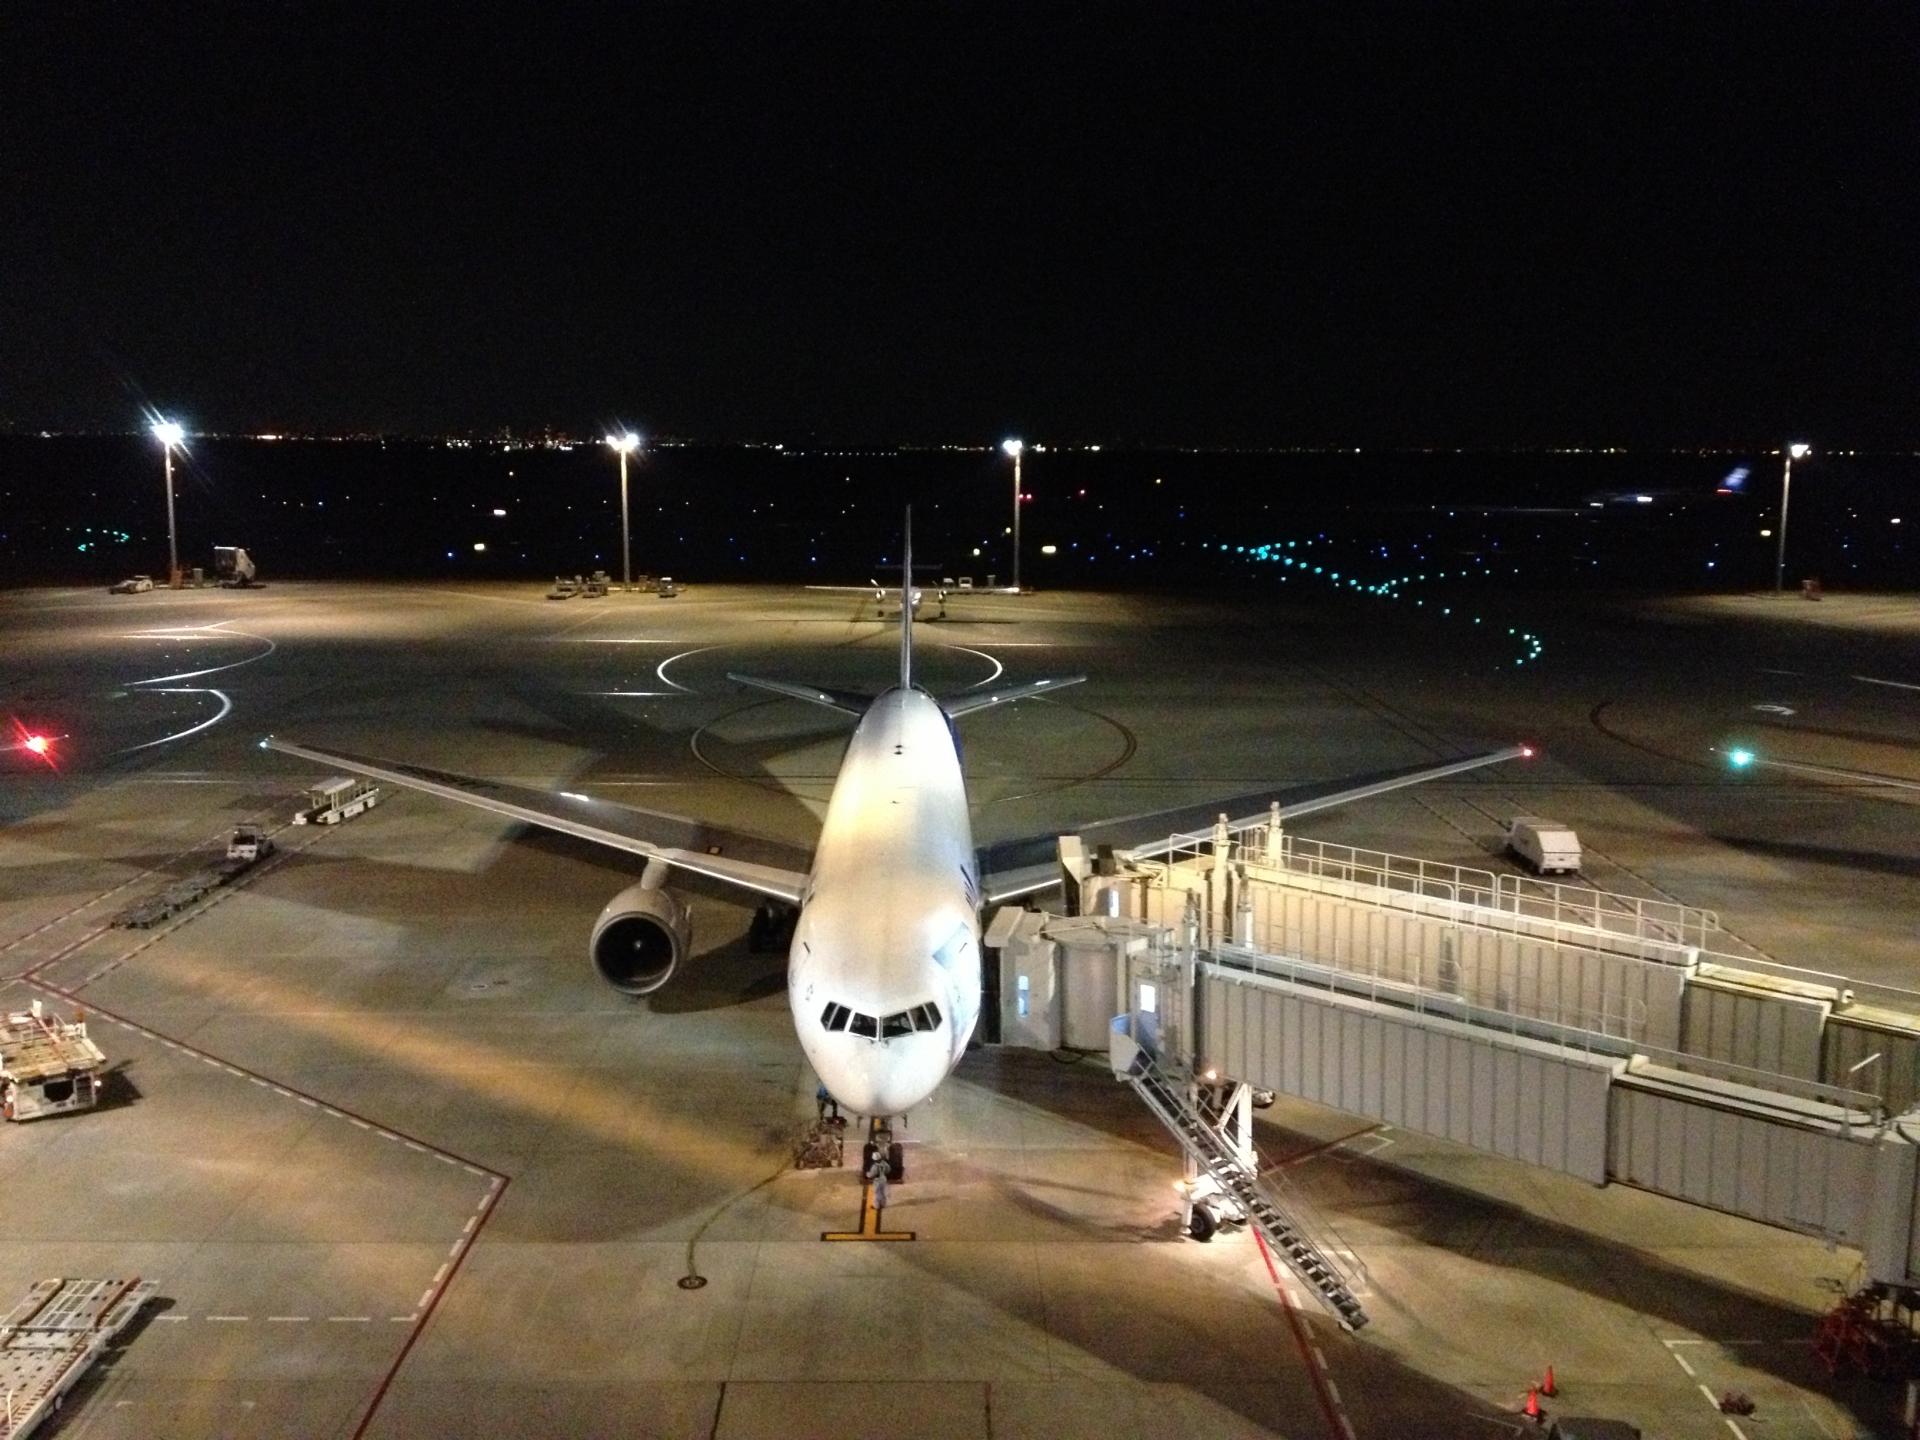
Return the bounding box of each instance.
[2,579,1918,1439]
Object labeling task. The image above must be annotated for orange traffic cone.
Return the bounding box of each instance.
[1523,1386,1543,1424]
[1541,1365,1557,1397]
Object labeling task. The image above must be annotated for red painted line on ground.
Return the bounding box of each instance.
[1254,1230,1348,1440]
[21,973,514,1439]
[14,924,112,982]
[23,976,503,1175]
[348,1173,510,1440]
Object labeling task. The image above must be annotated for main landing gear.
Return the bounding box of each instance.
[747,903,797,954]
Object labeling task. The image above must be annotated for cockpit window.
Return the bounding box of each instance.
[881,1012,914,1039]
[849,1012,878,1039]
[820,1002,851,1032]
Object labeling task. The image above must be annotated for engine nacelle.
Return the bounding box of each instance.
[589,882,692,996]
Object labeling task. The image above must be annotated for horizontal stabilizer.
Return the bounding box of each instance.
[944,674,1087,718]
[726,673,869,716]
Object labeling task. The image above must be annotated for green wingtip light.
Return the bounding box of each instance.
[1728,748,1755,770]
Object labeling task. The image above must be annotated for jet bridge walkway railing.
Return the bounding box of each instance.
[1109,1015,1369,1331]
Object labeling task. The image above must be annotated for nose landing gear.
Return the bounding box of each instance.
[861,1119,906,1182]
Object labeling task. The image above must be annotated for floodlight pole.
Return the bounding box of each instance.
[618,445,632,592]
[1003,440,1025,594]
[1775,444,1808,594]
[162,441,180,588]
[1012,447,1022,594]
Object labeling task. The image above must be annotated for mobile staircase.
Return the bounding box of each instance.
[1112,1016,1369,1330]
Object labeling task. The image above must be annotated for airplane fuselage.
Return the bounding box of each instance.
[789,686,981,1115]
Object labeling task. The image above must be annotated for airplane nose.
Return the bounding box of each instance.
[817,1040,947,1116]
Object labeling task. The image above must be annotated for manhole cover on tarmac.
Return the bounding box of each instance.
[677,1275,708,1291]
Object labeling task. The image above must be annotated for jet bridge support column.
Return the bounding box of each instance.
[1210,813,1232,947]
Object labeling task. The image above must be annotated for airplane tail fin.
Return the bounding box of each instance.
[899,506,913,690]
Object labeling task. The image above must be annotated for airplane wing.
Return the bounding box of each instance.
[263,737,812,903]
[943,674,1087,719]
[977,746,1531,897]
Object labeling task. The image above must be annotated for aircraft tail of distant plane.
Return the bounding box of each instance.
[900,506,914,690]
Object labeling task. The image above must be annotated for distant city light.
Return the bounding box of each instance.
[492,508,507,517]
[1759,528,1773,538]
[1001,438,1023,457]
[151,420,185,447]
[606,433,641,454]
[1634,494,1653,504]
[1787,442,1811,460]
[472,542,486,552]
[1040,544,1057,555]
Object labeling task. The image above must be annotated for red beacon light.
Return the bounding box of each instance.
[1518,744,1536,759]
[24,735,49,756]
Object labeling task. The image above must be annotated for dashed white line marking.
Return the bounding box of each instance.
[380,1131,401,1143]
[1671,1350,1697,1376]
[403,1140,425,1153]
[446,1241,463,1259]
[462,1216,477,1235]
[297,1097,319,1109]
[1725,1420,1749,1440]
[271,1087,293,1098]
[266,1316,308,1323]
[390,1315,418,1323]
[162,1040,180,1050]
[207,1315,248,1322]
[328,1316,370,1323]
[321,1107,341,1118]
[1698,1383,1720,1404]
[462,1164,484,1177]
[487,1176,503,1192]
[417,1288,435,1310]
[1322,1378,1342,1405]
[432,1263,450,1285]
[1337,1419,1357,1440]
[1311,1345,1328,1367]
[153,1314,188,1323]
[435,1153,457,1166]
[249,1077,268,1088]
[349,1118,371,1130]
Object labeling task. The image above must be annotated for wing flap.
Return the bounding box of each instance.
[263,737,811,903]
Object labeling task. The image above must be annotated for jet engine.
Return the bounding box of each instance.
[589,881,692,995]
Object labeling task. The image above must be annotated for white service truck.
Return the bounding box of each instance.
[295,776,382,825]
[1506,816,1582,875]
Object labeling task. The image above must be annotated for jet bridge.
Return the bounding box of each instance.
[995,821,1920,1317]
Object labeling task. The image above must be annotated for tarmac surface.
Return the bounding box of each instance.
[1,579,1916,1439]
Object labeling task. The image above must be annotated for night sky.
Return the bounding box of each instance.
[3,4,1914,445]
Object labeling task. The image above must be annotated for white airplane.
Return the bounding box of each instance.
[265,512,1528,1171]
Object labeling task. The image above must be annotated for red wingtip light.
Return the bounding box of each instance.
[1519,744,1536,759]
[24,735,49,756]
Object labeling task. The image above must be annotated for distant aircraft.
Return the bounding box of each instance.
[806,571,1017,620]
[266,512,1525,1172]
